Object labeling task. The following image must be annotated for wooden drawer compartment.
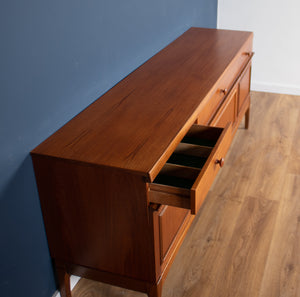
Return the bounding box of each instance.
[149,124,232,214]
[210,85,238,128]
[197,38,253,125]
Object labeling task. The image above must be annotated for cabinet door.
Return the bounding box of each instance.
[210,86,238,128]
[157,205,189,263]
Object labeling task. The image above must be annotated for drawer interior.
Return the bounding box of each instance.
[181,125,222,146]
[149,124,232,214]
[153,163,200,189]
[153,126,223,189]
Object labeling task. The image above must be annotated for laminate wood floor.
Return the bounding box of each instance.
[72,91,300,297]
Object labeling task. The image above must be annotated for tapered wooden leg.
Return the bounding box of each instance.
[148,281,162,297]
[56,266,72,297]
[245,107,250,129]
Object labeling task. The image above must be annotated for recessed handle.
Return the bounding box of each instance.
[215,158,225,167]
[220,88,228,95]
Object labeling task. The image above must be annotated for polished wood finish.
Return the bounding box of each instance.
[72,91,300,297]
[32,158,156,281]
[239,65,251,112]
[56,265,71,297]
[61,262,155,296]
[211,85,237,128]
[31,28,253,297]
[191,123,232,213]
[32,28,252,181]
[157,206,189,263]
[149,124,232,213]
[245,108,250,129]
[148,186,191,210]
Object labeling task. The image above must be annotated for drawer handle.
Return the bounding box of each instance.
[215,158,225,167]
[220,88,228,95]
[244,51,255,57]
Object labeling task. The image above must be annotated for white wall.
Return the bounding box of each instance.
[218,0,300,95]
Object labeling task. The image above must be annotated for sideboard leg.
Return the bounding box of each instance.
[148,281,162,297]
[245,107,250,129]
[56,266,72,297]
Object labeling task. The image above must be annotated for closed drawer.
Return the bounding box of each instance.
[210,85,238,128]
[149,123,232,214]
[197,38,253,125]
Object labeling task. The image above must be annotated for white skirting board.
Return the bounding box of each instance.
[52,276,81,297]
[251,81,300,96]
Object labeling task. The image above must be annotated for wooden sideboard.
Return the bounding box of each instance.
[31,27,253,297]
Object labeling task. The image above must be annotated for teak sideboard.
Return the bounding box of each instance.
[31,28,253,297]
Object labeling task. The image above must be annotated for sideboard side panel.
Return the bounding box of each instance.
[31,155,157,282]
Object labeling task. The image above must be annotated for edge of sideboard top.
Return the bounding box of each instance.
[31,27,253,181]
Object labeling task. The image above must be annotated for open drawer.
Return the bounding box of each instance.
[149,123,232,214]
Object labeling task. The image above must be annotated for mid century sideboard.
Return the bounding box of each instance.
[31,27,253,297]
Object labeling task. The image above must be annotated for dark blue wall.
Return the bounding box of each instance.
[0,1,217,296]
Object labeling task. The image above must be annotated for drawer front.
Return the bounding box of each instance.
[210,85,238,128]
[158,205,189,263]
[196,75,233,125]
[191,124,232,213]
[239,65,251,112]
[197,37,253,125]
[149,123,232,214]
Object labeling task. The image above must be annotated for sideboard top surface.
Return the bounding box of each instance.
[32,27,253,180]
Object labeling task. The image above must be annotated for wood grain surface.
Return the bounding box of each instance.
[71,91,300,297]
[32,158,158,281]
[32,28,252,181]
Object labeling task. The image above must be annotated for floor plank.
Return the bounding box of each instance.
[207,196,279,297]
[72,91,300,297]
[162,193,243,297]
[246,94,299,201]
[258,174,300,297]
[287,110,300,175]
